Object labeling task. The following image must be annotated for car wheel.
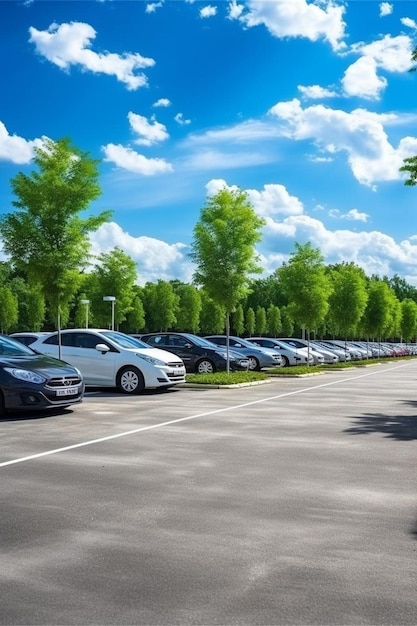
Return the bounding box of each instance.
[247,356,260,371]
[196,359,215,374]
[116,367,145,394]
[282,356,290,367]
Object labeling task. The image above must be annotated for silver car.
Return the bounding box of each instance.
[204,335,283,370]
[245,337,314,367]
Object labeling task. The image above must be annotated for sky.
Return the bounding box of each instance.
[2,0,417,287]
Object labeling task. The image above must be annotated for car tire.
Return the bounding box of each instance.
[247,356,260,371]
[282,356,290,367]
[196,359,215,374]
[0,391,5,417]
[116,367,145,394]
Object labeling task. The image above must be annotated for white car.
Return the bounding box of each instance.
[30,329,186,394]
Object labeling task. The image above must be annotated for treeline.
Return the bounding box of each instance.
[2,244,417,342]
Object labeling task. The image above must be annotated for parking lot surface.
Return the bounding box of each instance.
[1,361,416,625]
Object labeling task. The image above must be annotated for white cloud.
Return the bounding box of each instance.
[298,84,338,99]
[227,0,244,20]
[89,222,192,285]
[128,112,169,146]
[342,56,387,100]
[184,149,274,171]
[205,179,304,218]
[185,119,281,146]
[102,144,173,175]
[238,0,347,51]
[145,2,163,13]
[357,34,413,73]
[342,35,413,99]
[153,98,171,108]
[200,5,217,18]
[329,208,370,222]
[401,17,417,30]
[379,2,393,17]
[268,98,417,187]
[29,21,155,90]
[0,121,45,164]
[174,113,191,125]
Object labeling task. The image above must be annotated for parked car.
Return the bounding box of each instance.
[0,334,84,416]
[275,338,325,365]
[279,338,338,365]
[9,332,51,347]
[322,340,364,361]
[30,329,186,394]
[203,335,283,370]
[245,337,314,367]
[137,332,249,374]
[312,340,351,362]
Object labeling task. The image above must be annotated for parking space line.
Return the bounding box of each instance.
[0,363,411,469]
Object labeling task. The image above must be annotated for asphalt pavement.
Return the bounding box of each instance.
[0,361,416,625]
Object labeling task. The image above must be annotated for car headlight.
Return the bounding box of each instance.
[215,351,231,360]
[136,353,166,366]
[4,367,46,384]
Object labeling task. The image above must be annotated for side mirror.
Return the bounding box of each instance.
[95,343,110,353]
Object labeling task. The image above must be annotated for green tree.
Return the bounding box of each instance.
[9,277,45,331]
[361,279,395,341]
[326,263,368,337]
[190,187,265,370]
[125,296,146,333]
[255,306,267,336]
[266,304,282,337]
[0,285,18,333]
[278,243,332,348]
[232,304,245,336]
[280,305,294,337]
[400,298,417,341]
[246,307,255,337]
[146,280,179,331]
[174,283,202,333]
[88,247,138,328]
[0,137,111,329]
[199,291,225,334]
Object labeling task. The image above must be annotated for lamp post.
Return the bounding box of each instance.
[80,299,90,328]
[103,296,116,330]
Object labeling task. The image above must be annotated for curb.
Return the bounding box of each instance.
[179,379,272,389]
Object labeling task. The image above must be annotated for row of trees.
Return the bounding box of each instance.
[2,242,417,343]
[2,137,417,344]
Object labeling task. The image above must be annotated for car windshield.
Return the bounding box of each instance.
[182,334,221,349]
[100,331,150,349]
[0,335,36,356]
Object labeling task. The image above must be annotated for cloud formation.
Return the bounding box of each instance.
[102,144,173,175]
[29,21,155,90]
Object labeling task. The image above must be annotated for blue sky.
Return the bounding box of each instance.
[2,0,417,286]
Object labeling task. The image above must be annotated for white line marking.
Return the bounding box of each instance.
[0,363,410,469]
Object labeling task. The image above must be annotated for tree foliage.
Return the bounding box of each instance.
[278,243,332,334]
[0,137,111,325]
[190,188,265,314]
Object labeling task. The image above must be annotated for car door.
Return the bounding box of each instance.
[62,332,118,386]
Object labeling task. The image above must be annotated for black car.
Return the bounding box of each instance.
[136,332,249,374]
[0,334,84,416]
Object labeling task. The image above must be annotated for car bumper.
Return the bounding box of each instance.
[2,383,84,412]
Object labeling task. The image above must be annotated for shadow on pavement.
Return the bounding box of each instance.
[0,407,73,422]
[344,411,417,441]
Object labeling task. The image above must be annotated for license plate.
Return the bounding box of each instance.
[56,387,79,396]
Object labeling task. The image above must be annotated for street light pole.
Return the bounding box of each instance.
[80,299,90,328]
[103,296,116,331]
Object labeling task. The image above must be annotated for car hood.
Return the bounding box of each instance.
[132,347,184,364]
[0,354,79,376]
